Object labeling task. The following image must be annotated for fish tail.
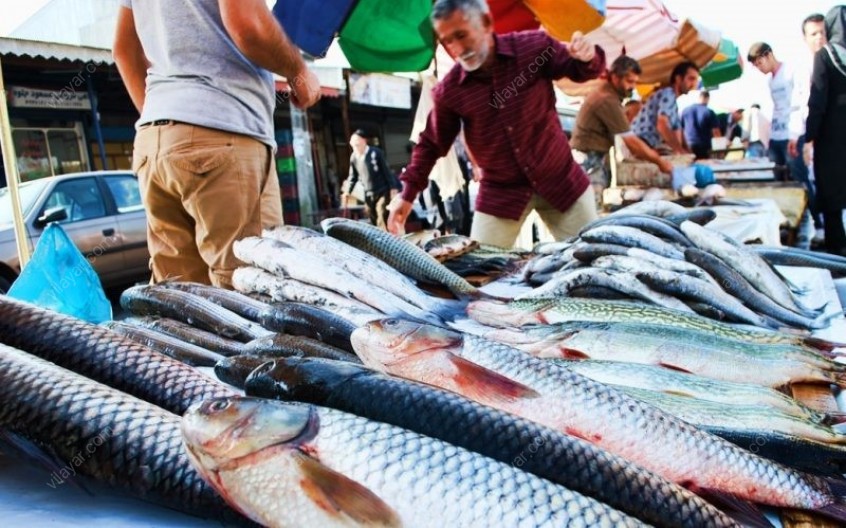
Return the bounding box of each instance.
[693,490,771,528]
[815,479,846,523]
[805,336,846,352]
[430,299,470,323]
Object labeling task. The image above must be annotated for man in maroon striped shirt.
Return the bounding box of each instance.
[387,0,605,247]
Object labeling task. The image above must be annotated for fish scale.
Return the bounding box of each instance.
[245,357,738,528]
[0,344,249,524]
[468,298,826,348]
[321,218,478,297]
[454,333,838,509]
[183,398,645,527]
[0,296,235,415]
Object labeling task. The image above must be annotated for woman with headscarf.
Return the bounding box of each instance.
[805,5,846,256]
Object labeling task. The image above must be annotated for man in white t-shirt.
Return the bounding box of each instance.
[748,42,797,168]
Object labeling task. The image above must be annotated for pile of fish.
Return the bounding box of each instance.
[403,229,530,282]
[521,200,840,331]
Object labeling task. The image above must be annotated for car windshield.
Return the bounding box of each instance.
[0,181,49,225]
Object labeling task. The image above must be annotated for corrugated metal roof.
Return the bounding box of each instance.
[0,37,113,65]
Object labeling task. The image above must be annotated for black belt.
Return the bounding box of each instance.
[140,119,186,127]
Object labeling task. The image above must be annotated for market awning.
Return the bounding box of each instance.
[0,37,113,65]
[274,80,343,98]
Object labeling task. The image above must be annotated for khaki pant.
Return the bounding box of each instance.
[470,187,597,248]
[364,190,392,230]
[133,123,282,289]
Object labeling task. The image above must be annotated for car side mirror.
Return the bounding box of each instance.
[35,206,68,228]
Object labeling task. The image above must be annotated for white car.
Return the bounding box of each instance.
[0,170,150,293]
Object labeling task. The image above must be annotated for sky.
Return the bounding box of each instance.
[0,0,841,116]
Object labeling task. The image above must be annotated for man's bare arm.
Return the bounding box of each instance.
[112,6,148,113]
[622,134,674,174]
[219,0,320,108]
[657,115,686,153]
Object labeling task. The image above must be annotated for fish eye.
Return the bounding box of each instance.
[207,399,230,413]
[384,319,400,327]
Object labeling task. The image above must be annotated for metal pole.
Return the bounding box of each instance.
[87,72,108,170]
[0,56,31,268]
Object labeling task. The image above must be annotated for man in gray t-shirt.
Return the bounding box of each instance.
[114,0,320,289]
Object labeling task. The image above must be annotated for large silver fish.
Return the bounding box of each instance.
[352,318,846,518]
[183,397,644,528]
[467,297,842,351]
[264,225,464,320]
[234,237,440,325]
[580,225,685,259]
[232,265,384,327]
[321,218,478,298]
[0,344,248,524]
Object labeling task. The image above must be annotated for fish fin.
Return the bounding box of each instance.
[0,431,94,497]
[556,347,590,360]
[657,362,694,374]
[804,336,846,352]
[294,450,401,527]
[692,489,772,528]
[661,389,696,399]
[448,355,541,403]
[430,299,470,323]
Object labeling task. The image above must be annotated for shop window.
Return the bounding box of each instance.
[43,177,106,223]
[12,127,88,182]
[104,174,143,213]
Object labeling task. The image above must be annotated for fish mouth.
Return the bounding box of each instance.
[191,399,321,472]
[365,319,463,363]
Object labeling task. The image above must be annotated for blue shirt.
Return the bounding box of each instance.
[681,103,718,147]
[631,87,681,148]
[121,0,276,147]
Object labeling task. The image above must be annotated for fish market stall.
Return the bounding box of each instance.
[3,213,846,527]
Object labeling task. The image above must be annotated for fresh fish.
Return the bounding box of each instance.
[352,318,846,518]
[467,297,837,350]
[264,225,465,320]
[183,397,646,528]
[234,236,440,325]
[592,254,719,292]
[519,268,696,313]
[402,228,441,247]
[0,296,235,415]
[121,284,272,342]
[568,285,633,300]
[544,358,825,421]
[242,334,362,364]
[609,200,687,217]
[615,385,846,445]
[634,269,776,328]
[626,247,720,286]
[685,302,729,321]
[685,248,825,330]
[486,320,836,370]
[259,302,357,353]
[753,246,846,277]
[214,355,273,389]
[232,266,383,327]
[580,225,685,259]
[579,214,692,247]
[103,321,227,367]
[321,217,479,298]
[571,242,632,262]
[522,252,571,280]
[664,208,717,226]
[0,345,249,525]
[126,316,246,356]
[484,322,842,388]
[245,357,739,528]
[159,281,271,321]
[680,221,809,315]
[423,234,479,261]
[532,240,574,255]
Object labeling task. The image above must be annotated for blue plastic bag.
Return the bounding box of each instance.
[8,223,112,323]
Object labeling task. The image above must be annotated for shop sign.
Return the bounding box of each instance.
[349,73,411,109]
[8,85,91,111]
